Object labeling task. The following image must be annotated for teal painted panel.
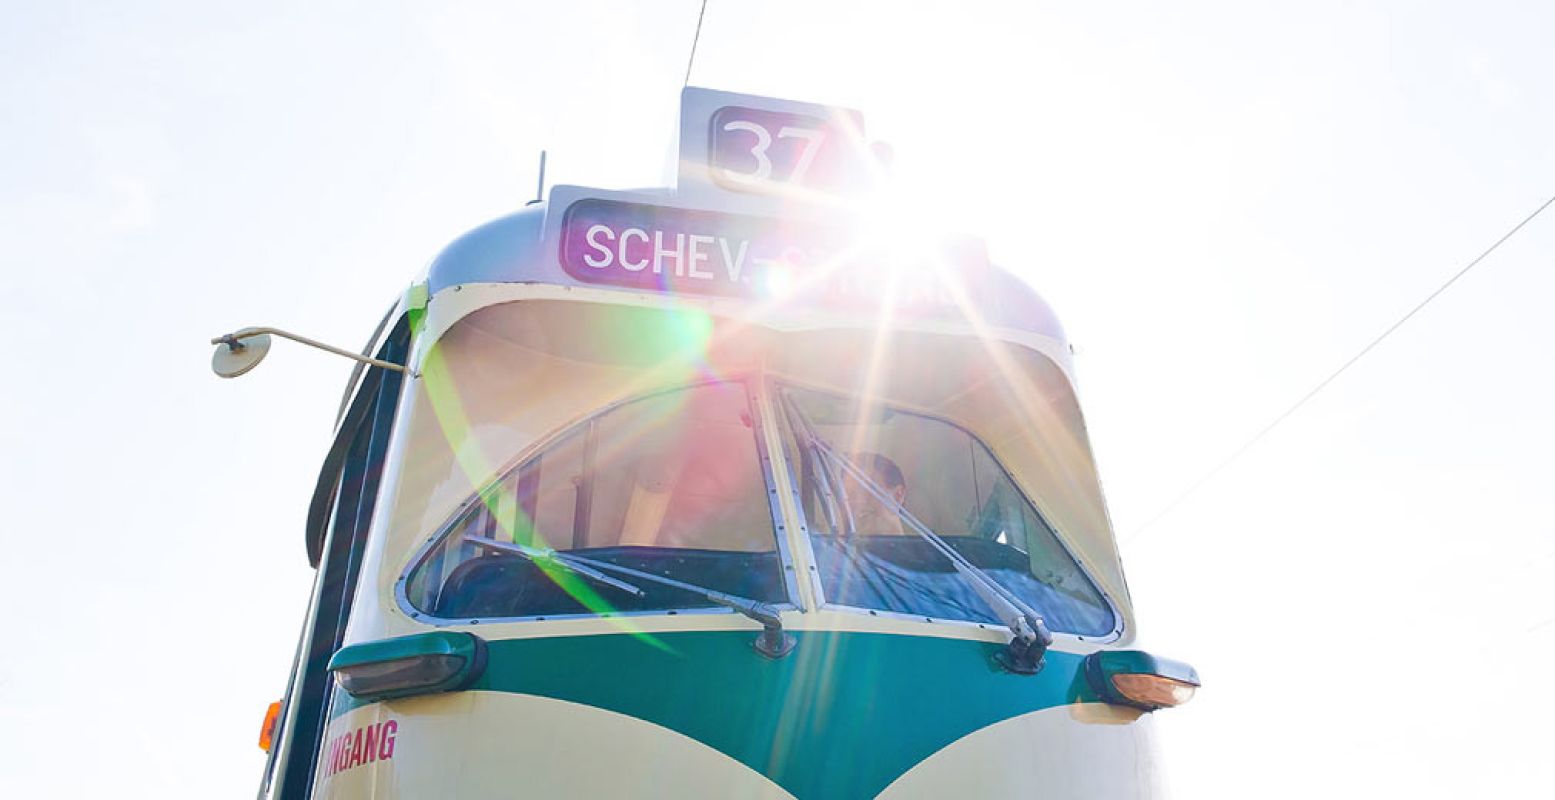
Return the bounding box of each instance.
[472,630,1096,799]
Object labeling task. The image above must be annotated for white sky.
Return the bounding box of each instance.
[3,1,1552,797]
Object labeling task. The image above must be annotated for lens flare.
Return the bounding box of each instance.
[418,340,672,651]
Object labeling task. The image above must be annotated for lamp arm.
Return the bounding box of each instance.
[211,327,411,375]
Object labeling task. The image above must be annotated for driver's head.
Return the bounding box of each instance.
[841,452,907,534]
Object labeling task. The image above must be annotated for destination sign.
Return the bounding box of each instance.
[557,197,988,315]
[709,106,862,194]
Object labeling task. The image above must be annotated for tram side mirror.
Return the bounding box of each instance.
[210,329,273,378]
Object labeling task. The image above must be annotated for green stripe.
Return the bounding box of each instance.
[464,630,1096,798]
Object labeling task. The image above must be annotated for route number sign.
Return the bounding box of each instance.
[709,106,857,194]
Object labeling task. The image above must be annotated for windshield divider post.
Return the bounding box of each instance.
[748,383,808,613]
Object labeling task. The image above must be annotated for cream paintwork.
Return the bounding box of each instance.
[410,282,1080,383]
[878,705,1161,799]
[315,693,797,800]
[313,693,1159,799]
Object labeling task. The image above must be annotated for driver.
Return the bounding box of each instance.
[839,452,908,535]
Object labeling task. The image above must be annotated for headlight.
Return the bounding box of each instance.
[1083,650,1200,712]
[328,631,488,702]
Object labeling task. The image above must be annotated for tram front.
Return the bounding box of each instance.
[253,89,1197,800]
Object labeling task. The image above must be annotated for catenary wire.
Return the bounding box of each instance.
[684,0,709,87]
[1125,193,1555,543]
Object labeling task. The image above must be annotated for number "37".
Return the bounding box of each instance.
[719,121,826,187]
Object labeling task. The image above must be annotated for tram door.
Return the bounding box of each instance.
[259,322,408,800]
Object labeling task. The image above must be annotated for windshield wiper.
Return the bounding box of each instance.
[466,536,646,597]
[468,535,795,659]
[779,393,856,540]
[779,393,904,602]
[558,550,796,659]
[810,438,1056,674]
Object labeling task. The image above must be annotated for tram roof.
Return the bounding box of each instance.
[415,88,1074,371]
[420,191,1070,352]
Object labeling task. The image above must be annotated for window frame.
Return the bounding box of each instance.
[394,376,804,626]
[771,378,1125,643]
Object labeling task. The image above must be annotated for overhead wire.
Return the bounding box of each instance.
[1125,193,1555,543]
[684,0,709,87]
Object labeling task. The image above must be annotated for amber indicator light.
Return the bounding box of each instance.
[258,700,281,752]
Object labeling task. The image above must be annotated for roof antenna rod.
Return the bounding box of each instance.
[525,150,547,206]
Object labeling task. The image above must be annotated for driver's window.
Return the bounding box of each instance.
[404,381,788,620]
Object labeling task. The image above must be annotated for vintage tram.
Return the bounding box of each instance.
[228,88,1198,799]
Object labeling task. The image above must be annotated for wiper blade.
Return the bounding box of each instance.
[465,536,646,598]
[469,538,793,657]
[556,551,796,659]
[812,438,1055,674]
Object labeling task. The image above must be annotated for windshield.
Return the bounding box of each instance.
[779,384,1117,637]
[404,381,789,620]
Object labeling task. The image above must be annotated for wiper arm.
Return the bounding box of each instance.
[467,537,793,657]
[778,393,856,540]
[813,439,1055,674]
[466,536,646,598]
[555,551,796,659]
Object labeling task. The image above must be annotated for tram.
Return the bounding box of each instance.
[230,88,1198,799]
